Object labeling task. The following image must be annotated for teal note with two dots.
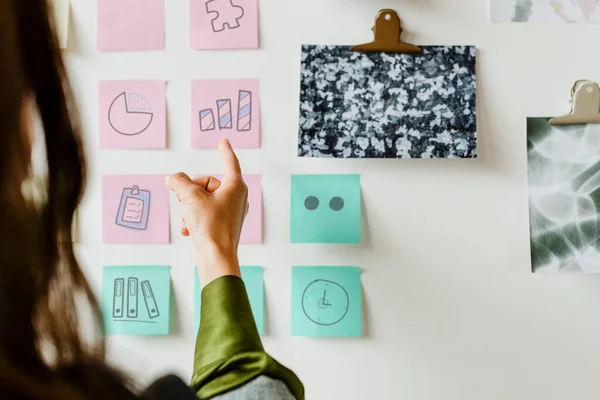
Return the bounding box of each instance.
[101,265,171,336]
[290,174,361,243]
[292,266,361,337]
[194,266,264,335]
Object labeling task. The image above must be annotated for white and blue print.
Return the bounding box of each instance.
[527,118,600,273]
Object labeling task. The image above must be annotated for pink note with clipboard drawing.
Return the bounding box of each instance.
[103,175,170,244]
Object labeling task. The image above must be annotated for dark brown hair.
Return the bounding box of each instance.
[0,1,136,398]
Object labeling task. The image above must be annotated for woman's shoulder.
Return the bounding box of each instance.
[211,376,296,400]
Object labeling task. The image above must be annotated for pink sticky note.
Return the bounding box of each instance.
[103,175,170,244]
[99,81,167,149]
[98,0,165,52]
[195,174,262,244]
[190,0,258,50]
[192,79,260,149]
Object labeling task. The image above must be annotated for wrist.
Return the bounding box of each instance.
[195,241,241,287]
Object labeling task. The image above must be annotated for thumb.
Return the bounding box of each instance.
[166,172,201,200]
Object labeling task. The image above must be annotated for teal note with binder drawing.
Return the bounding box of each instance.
[102,265,171,335]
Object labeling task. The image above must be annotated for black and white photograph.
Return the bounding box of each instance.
[299,45,477,159]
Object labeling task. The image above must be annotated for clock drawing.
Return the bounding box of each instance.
[302,279,349,326]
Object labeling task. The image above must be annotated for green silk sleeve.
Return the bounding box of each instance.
[191,275,304,400]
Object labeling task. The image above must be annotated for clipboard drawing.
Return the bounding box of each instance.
[205,0,244,32]
[115,186,151,231]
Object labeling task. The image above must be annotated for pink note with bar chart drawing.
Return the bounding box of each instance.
[191,79,260,149]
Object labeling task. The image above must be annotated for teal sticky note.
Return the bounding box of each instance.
[292,266,361,337]
[290,174,361,243]
[194,266,264,335]
[101,265,171,336]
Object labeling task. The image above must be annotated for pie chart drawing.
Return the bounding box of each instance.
[108,92,154,136]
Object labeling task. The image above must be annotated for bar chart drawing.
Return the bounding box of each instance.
[198,89,253,133]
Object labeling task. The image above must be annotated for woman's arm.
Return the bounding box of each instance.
[192,275,302,399]
[166,140,304,400]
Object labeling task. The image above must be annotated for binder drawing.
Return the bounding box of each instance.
[113,278,124,318]
[141,280,160,319]
[127,277,139,319]
[115,185,151,231]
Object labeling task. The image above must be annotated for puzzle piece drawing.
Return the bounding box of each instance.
[205,0,244,32]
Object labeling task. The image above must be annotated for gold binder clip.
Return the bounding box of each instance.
[549,80,600,125]
[352,9,422,54]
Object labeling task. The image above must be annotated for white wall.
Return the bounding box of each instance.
[67,1,600,399]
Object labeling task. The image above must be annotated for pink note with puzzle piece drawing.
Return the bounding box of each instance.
[191,79,260,149]
[190,0,259,50]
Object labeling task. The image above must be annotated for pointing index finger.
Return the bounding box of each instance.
[218,139,242,179]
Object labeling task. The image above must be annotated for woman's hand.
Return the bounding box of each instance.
[166,139,248,286]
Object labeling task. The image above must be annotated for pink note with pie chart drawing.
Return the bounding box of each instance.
[191,79,260,149]
[99,81,166,149]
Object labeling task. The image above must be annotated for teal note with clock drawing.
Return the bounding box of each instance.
[292,266,361,337]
